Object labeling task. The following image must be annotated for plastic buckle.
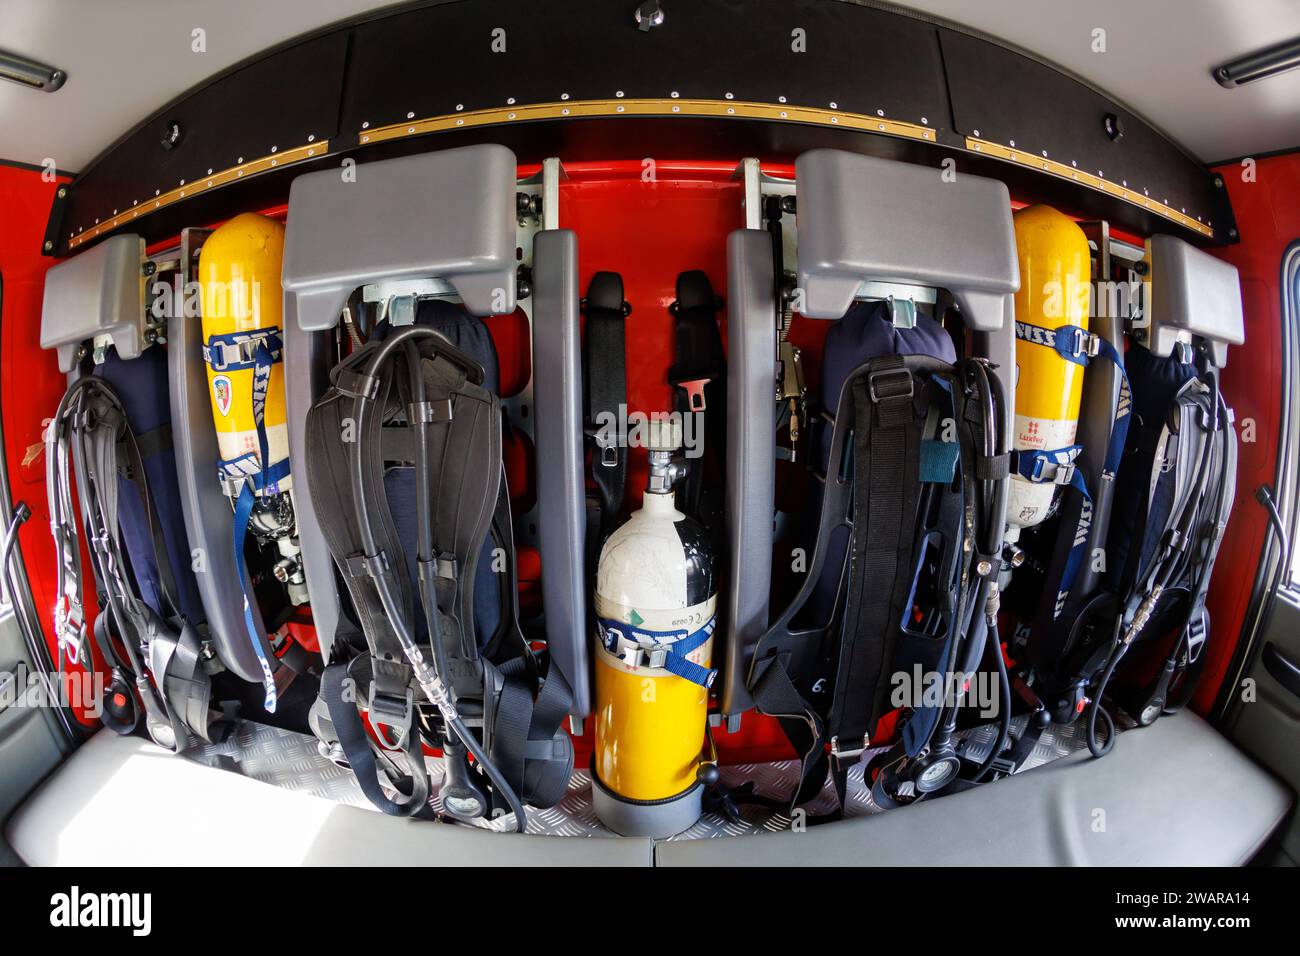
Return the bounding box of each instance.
[868,369,913,404]
[830,734,869,767]
[1185,608,1208,662]
[345,551,389,578]
[1063,327,1087,358]
[1052,461,1076,486]
[367,686,415,751]
[677,378,709,412]
[988,752,1019,778]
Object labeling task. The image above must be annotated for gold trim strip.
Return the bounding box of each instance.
[67,141,329,250]
[360,98,938,145]
[965,137,1213,238]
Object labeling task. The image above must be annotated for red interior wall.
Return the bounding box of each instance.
[558,161,795,762]
[0,164,101,724]
[1194,153,1300,713]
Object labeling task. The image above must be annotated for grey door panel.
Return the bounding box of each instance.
[0,605,70,864]
[1223,593,1300,864]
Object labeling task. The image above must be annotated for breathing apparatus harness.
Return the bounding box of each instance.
[1075,344,1235,755]
[1009,319,1132,619]
[749,353,1007,816]
[307,323,574,828]
[997,339,1236,768]
[45,374,232,750]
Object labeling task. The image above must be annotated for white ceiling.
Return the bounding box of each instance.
[0,0,408,172]
[889,0,1300,162]
[1,0,1298,173]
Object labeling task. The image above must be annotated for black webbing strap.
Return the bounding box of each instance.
[828,357,923,760]
[308,345,415,680]
[748,653,829,809]
[320,660,430,817]
[583,271,629,535]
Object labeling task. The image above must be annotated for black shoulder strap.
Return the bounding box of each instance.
[830,356,925,750]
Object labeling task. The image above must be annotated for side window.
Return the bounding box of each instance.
[1284,246,1300,590]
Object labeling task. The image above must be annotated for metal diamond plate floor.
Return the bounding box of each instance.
[183,713,1114,839]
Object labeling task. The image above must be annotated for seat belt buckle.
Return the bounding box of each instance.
[596,435,620,468]
[830,734,869,768]
[676,377,709,412]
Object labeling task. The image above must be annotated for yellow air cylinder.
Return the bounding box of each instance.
[198,212,290,492]
[1008,205,1091,533]
[591,424,715,838]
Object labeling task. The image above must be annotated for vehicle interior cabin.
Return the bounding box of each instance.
[0,0,1298,870]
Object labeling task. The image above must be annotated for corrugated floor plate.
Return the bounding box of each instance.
[183,714,1112,839]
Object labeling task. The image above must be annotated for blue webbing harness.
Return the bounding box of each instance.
[1011,321,1132,617]
[205,328,287,711]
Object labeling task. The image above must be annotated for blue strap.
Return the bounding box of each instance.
[598,617,718,688]
[919,438,960,483]
[1012,443,1084,484]
[1015,324,1132,617]
[228,333,288,712]
[233,483,278,712]
[204,329,284,372]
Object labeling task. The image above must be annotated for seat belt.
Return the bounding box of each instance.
[667,270,726,526]
[583,272,630,538]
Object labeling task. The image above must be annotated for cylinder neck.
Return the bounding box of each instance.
[646,448,685,495]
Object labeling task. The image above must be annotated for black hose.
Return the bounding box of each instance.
[1086,648,1120,757]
